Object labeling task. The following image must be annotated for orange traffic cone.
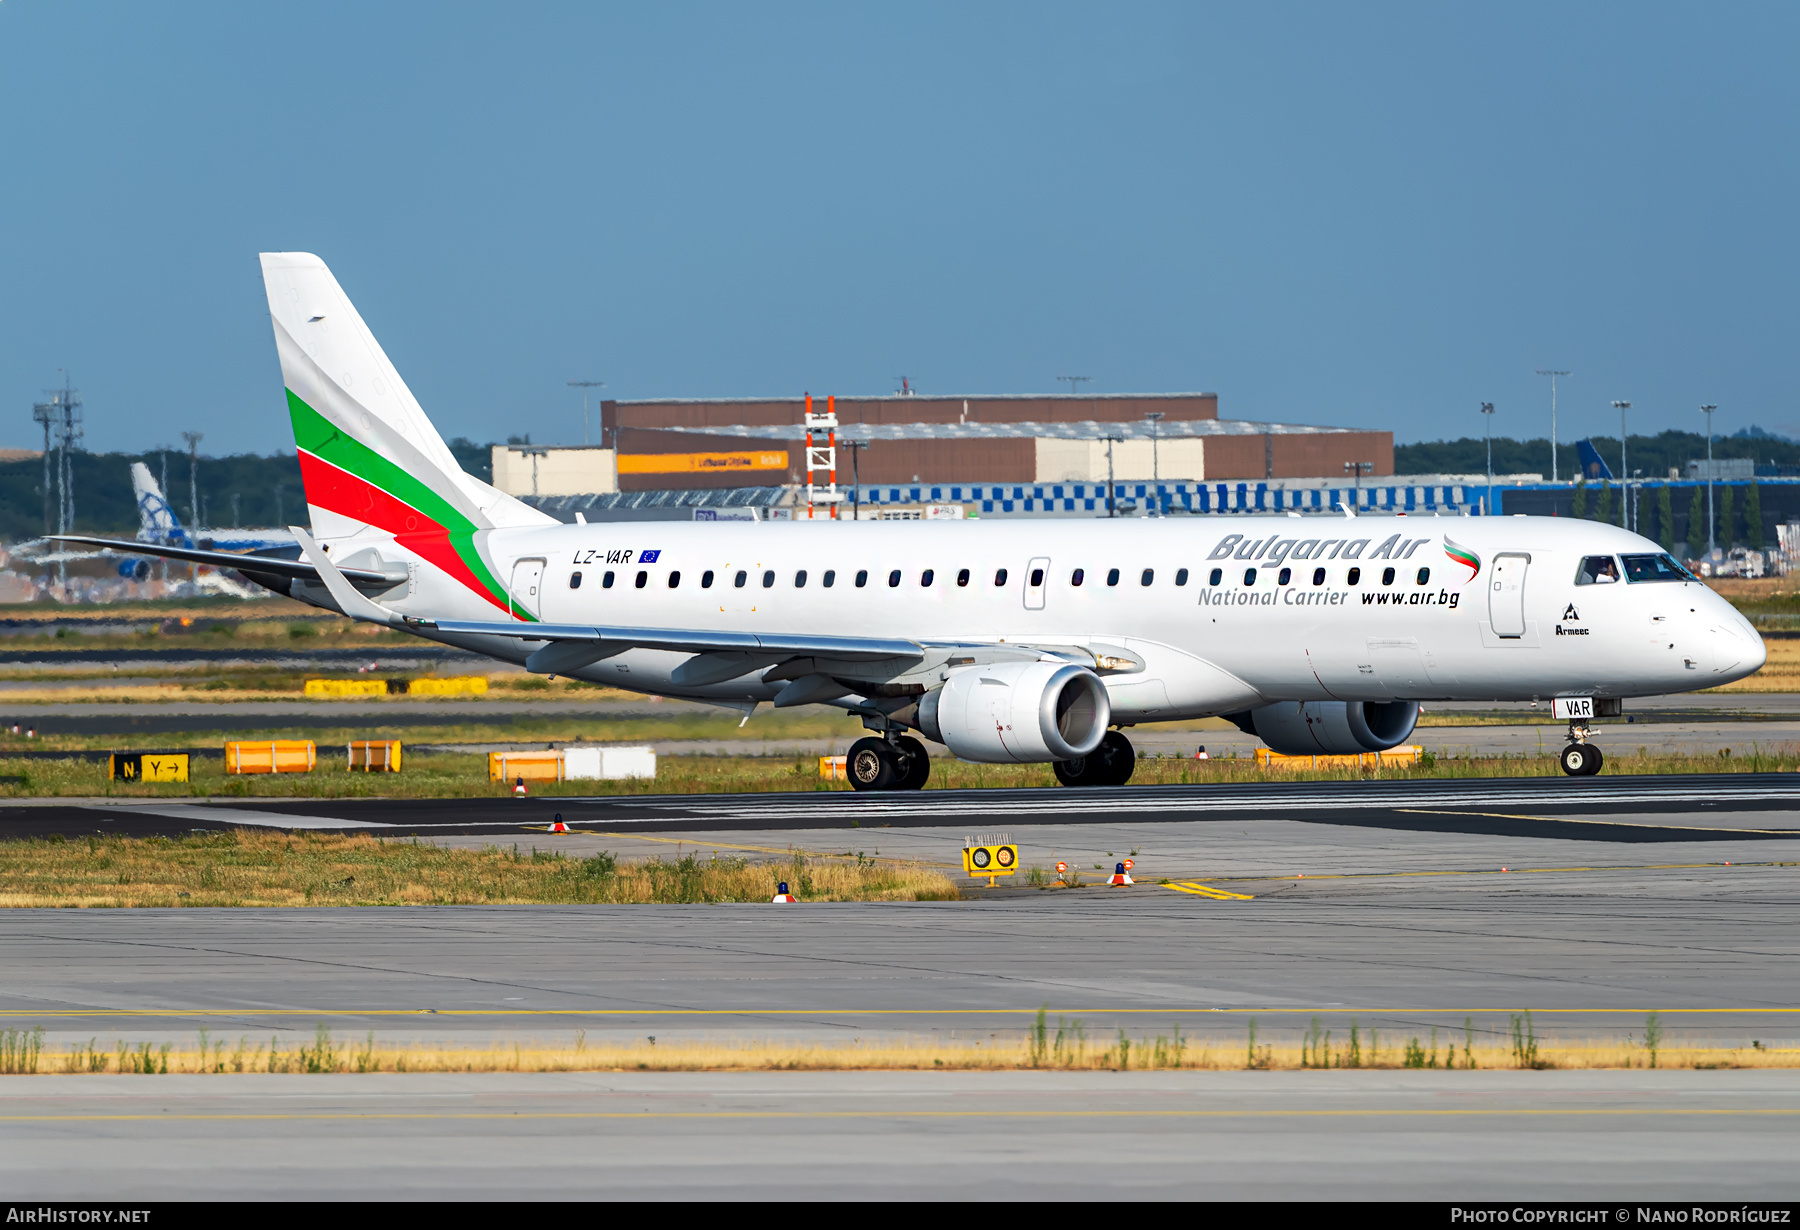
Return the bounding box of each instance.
[1108,861,1134,886]
[548,814,569,833]
[513,776,528,796]
[771,881,797,903]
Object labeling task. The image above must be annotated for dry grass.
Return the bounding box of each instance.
[6,1021,1796,1075]
[0,830,959,908]
[2,743,1799,801]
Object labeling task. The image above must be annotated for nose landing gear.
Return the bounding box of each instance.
[1558,722,1604,776]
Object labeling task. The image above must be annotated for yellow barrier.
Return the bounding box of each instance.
[818,755,847,781]
[489,750,563,782]
[347,740,402,772]
[1254,745,1422,770]
[303,679,387,698]
[225,740,317,775]
[410,677,489,696]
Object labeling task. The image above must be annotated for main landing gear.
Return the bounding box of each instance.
[1053,730,1137,788]
[847,734,931,791]
[1558,721,1604,777]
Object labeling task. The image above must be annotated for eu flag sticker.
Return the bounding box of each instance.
[639,550,661,563]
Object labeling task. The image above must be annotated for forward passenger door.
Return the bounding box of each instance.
[1488,553,1529,638]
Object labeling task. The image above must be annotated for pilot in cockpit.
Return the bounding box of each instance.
[1577,554,1622,585]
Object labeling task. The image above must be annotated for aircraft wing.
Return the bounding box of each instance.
[427,618,923,661]
[48,535,396,585]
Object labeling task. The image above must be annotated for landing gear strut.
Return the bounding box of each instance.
[1053,730,1137,787]
[846,732,931,791]
[1558,721,1604,777]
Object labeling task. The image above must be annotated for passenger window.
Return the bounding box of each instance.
[603,571,615,589]
[635,571,648,589]
[1577,555,1622,586]
[570,571,582,590]
[1416,567,1429,586]
[1106,568,1120,587]
[1381,567,1395,586]
[762,570,775,588]
[1175,568,1189,586]
[1209,568,1222,585]
[823,570,836,588]
[922,569,935,587]
[1278,567,1291,586]
[855,570,869,588]
[888,570,901,588]
[957,569,970,587]
[995,568,1009,586]
[1072,568,1085,586]
[701,570,714,589]
[1140,569,1153,586]
[794,570,807,588]
[734,570,747,588]
[1347,567,1361,585]
[1028,568,1042,586]
[668,571,681,588]
[1312,567,1325,586]
[1243,568,1257,585]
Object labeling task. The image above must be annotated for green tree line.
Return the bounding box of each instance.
[0,440,493,542]
[1397,430,1800,478]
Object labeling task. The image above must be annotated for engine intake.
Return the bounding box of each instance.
[1227,700,1419,756]
[919,661,1111,764]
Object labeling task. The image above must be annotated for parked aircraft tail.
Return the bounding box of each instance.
[1576,439,1615,481]
[130,462,191,548]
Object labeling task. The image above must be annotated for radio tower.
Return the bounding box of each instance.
[803,394,845,519]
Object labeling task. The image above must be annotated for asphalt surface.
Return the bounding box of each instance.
[4,1070,1798,1200]
[12,772,1800,840]
[6,772,1800,1199]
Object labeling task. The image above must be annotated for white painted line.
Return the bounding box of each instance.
[87,803,390,830]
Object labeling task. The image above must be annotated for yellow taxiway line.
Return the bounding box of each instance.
[1163,881,1255,900]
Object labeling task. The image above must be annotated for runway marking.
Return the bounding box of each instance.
[1217,859,1800,884]
[90,804,388,831]
[2,1107,1798,1124]
[1396,808,1800,836]
[7,1006,1800,1019]
[1163,882,1255,900]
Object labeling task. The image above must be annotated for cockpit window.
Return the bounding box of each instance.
[1575,555,1622,586]
[1622,553,1696,583]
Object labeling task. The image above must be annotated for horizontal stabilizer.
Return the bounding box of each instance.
[49,535,394,585]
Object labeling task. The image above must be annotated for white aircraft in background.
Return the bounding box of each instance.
[60,253,1767,788]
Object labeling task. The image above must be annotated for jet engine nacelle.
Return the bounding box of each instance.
[1231,700,1420,756]
[918,661,1111,764]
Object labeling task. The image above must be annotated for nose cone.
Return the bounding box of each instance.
[1712,618,1766,683]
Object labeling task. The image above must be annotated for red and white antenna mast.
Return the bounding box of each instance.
[803,393,845,520]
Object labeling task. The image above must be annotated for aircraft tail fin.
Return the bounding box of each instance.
[1576,439,1615,481]
[130,462,188,546]
[258,253,552,543]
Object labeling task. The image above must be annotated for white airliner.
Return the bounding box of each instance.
[60,254,1767,788]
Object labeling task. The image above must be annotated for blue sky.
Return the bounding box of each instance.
[1,2,1795,456]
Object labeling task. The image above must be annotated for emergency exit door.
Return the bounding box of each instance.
[1488,553,1530,638]
[1024,557,1050,610]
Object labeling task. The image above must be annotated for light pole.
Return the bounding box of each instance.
[1480,402,1495,516]
[1145,411,1164,512]
[1104,435,1120,517]
[1537,370,1571,483]
[1701,404,1718,555]
[568,381,605,447]
[1612,401,1631,529]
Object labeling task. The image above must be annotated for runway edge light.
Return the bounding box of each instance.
[1109,862,1134,886]
[772,882,797,904]
[548,814,569,833]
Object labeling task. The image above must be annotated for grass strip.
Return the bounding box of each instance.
[6,1022,1797,1074]
[0,830,959,907]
